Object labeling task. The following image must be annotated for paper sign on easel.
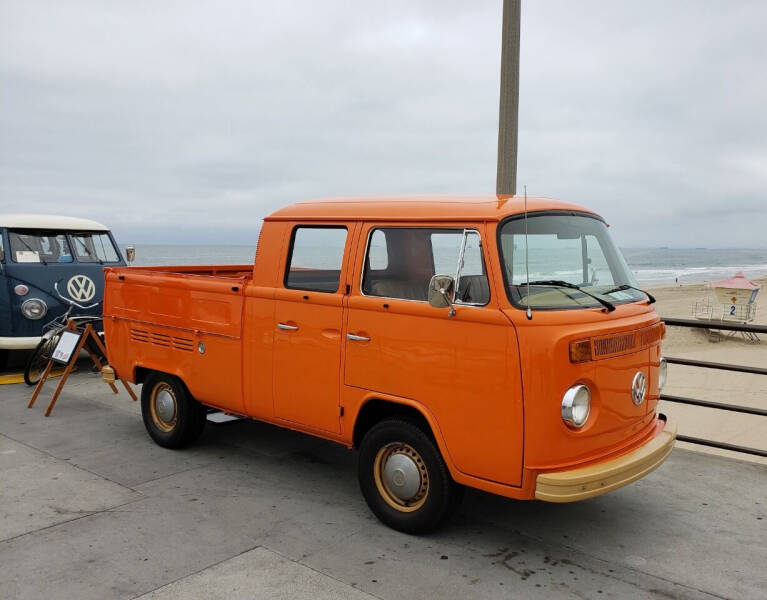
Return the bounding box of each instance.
[51,331,82,364]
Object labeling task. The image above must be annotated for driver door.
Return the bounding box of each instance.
[344,223,524,487]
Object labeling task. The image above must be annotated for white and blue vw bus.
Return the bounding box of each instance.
[0,215,127,367]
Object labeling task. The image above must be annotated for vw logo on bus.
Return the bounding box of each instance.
[631,371,647,406]
[67,275,96,302]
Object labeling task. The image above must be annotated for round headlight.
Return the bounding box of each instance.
[21,298,47,320]
[14,284,29,296]
[562,384,591,428]
[658,357,668,391]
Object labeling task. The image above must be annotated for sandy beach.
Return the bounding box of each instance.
[651,276,767,465]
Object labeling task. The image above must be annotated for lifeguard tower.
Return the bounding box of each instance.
[693,272,760,341]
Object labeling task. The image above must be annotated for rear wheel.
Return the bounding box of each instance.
[358,418,461,534]
[24,332,61,386]
[141,372,207,448]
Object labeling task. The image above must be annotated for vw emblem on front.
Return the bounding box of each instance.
[631,371,647,406]
[66,275,96,302]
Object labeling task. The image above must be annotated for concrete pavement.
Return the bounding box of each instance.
[1,368,765,599]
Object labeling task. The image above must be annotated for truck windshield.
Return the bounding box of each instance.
[498,213,646,309]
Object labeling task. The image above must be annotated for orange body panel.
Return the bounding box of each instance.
[103,196,670,502]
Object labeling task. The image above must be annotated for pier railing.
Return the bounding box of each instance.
[661,317,767,458]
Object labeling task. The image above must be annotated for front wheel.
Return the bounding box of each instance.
[24,332,61,386]
[141,372,207,448]
[358,418,462,534]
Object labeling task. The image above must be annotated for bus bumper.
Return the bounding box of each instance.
[0,336,41,350]
[534,417,677,502]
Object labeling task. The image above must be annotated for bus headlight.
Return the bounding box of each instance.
[658,358,668,391]
[21,298,47,320]
[562,384,591,428]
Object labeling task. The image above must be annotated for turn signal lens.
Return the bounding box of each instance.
[14,284,29,296]
[569,339,592,363]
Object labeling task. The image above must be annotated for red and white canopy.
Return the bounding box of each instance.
[710,272,760,290]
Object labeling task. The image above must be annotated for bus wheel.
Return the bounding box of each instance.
[358,418,459,534]
[141,372,206,448]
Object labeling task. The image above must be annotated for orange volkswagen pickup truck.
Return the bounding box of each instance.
[103,196,675,533]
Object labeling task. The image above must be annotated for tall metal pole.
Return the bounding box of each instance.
[496,0,521,197]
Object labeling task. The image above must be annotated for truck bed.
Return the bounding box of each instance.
[103,264,252,413]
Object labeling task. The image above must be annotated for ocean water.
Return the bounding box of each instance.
[621,248,767,286]
[122,244,767,287]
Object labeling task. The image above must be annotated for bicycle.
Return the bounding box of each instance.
[24,281,104,386]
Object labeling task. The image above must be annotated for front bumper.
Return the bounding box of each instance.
[535,417,677,502]
[0,336,42,350]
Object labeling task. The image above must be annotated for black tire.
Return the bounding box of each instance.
[358,418,460,534]
[141,372,207,449]
[24,333,61,386]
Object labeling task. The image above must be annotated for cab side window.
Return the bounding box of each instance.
[285,226,347,293]
[362,228,489,305]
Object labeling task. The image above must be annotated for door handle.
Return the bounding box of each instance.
[277,323,299,331]
[347,333,370,342]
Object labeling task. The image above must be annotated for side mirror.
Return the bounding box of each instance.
[125,245,136,264]
[428,275,456,317]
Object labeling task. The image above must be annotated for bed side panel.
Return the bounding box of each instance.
[103,268,245,413]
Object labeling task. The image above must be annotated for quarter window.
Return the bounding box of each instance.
[362,227,489,305]
[285,226,347,293]
[367,229,388,270]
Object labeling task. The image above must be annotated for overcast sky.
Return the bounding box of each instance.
[1,1,765,247]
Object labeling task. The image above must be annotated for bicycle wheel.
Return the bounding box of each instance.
[24,331,62,386]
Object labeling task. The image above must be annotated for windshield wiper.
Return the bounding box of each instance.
[603,284,656,304]
[523,280,616,312]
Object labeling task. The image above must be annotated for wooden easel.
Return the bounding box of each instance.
[28,320,137,417]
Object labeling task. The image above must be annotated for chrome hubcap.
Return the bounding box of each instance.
[383,452,422,501]
[155,390,176,422]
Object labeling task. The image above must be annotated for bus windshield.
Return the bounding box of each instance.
[7,229,120,264]
[498,213,646,310]
[70,232,120,263]
[8,230,74,264]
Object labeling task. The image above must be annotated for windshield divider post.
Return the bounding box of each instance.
[524,185,532,320]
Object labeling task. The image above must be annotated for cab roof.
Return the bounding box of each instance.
[0,214,110,231]
[265,195,599,222]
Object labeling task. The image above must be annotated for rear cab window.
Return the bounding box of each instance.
[285,226,348,293]
[362,227,489,305]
